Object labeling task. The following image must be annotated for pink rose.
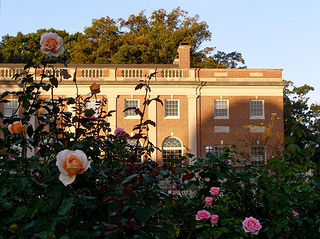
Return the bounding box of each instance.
[195,210,211,221]
[83,115,98,121]
[209,187,220,196]
[40,32,64,57]
[114,127,128,139]
[211,214,219,225]
[8,121,27,134]
[56,149,90,186]
[242,217,262,235]
[205,197,213,206]
[292,211,299,218]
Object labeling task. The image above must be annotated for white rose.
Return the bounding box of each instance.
[40,32,64,57]
[56,149,90,186]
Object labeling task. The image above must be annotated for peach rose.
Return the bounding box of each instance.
[56,149,90,186]
[195,210,211,221]
[8,121,27,134]
[205,197,213,206]
[90,83,100,94]
[209,187,220,196]
[211,214,219,225]
[40,32,64,57]
[242,217,262,235]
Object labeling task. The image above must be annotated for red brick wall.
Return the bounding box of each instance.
[155,95,189,165]
[197,95,284,163]
[116,95,147,136]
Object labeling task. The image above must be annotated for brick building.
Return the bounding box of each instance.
[0,42,287,166]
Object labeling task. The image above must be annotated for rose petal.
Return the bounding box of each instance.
[59,173,76,186]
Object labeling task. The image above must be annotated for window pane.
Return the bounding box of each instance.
[165,100,179,117]
[125,100,139,117]
[215,100,228,117]
[162,137,183,165]
[214,145,230,158]
[86,100,99,117]
[4,100,19,117]
[250,145,265,166]
[250,100,263,117]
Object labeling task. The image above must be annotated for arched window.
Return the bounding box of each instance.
[162,137,183,165]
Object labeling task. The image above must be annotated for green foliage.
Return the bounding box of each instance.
[0,9,245,68]
[1,33,320,239]
[0,29,80,64]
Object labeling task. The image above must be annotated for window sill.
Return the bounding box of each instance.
[124,116,140,119]
[164,116,180,119]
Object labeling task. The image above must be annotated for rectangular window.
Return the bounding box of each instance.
[4,99,19,118]
[214,100,228,119]
[165,99,179,118]
[85,100,99,117]
[249,145,266,167]
[125,99,139,118]
[250,100,264,119]
[214,145,230,158]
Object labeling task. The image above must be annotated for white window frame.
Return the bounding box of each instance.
[85,99,99,117]
[125,99,140,119]
[250,100,264,119]
[214,145,230,158]
[214,100,229,119]
[3,99,19,118]
[165,99,180,119]
[249,145,266,167]
[162,137,183,165]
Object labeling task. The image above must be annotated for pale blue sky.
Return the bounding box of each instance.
[0,0,319,104]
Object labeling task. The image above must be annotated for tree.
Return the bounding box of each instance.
[284,82,320,146]
[0,29,80,64]
[71,8,245,68]
[70,17,122,64]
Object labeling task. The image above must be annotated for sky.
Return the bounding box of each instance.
[0,0,319,104]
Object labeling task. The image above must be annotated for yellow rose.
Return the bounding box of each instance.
[8,121,27,134]
[90,83,101,94]
[40,32,64,57]
[56,149,90,186]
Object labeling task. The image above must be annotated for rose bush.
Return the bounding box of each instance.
[0,31,320,239]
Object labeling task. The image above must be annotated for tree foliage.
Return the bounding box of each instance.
[0,29,80,64]
[284,82,320,146]
[0,8,245,68]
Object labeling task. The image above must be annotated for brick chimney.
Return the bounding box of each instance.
[176,42,191,69]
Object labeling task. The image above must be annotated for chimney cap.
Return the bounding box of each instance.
[179,41,190,46]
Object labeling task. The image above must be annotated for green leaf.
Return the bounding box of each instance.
[27,208,38,218]
[84,108,96,117]
[167,224,176,237]
[135,206,156,223]
[221,219,228,226]
[22,99,30,109]
[122,174,138,184]
[13,178,29,190]
[13,206,28,219]
[142,174,154,183]
[58,198,73,215]
[143,119,156,127]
